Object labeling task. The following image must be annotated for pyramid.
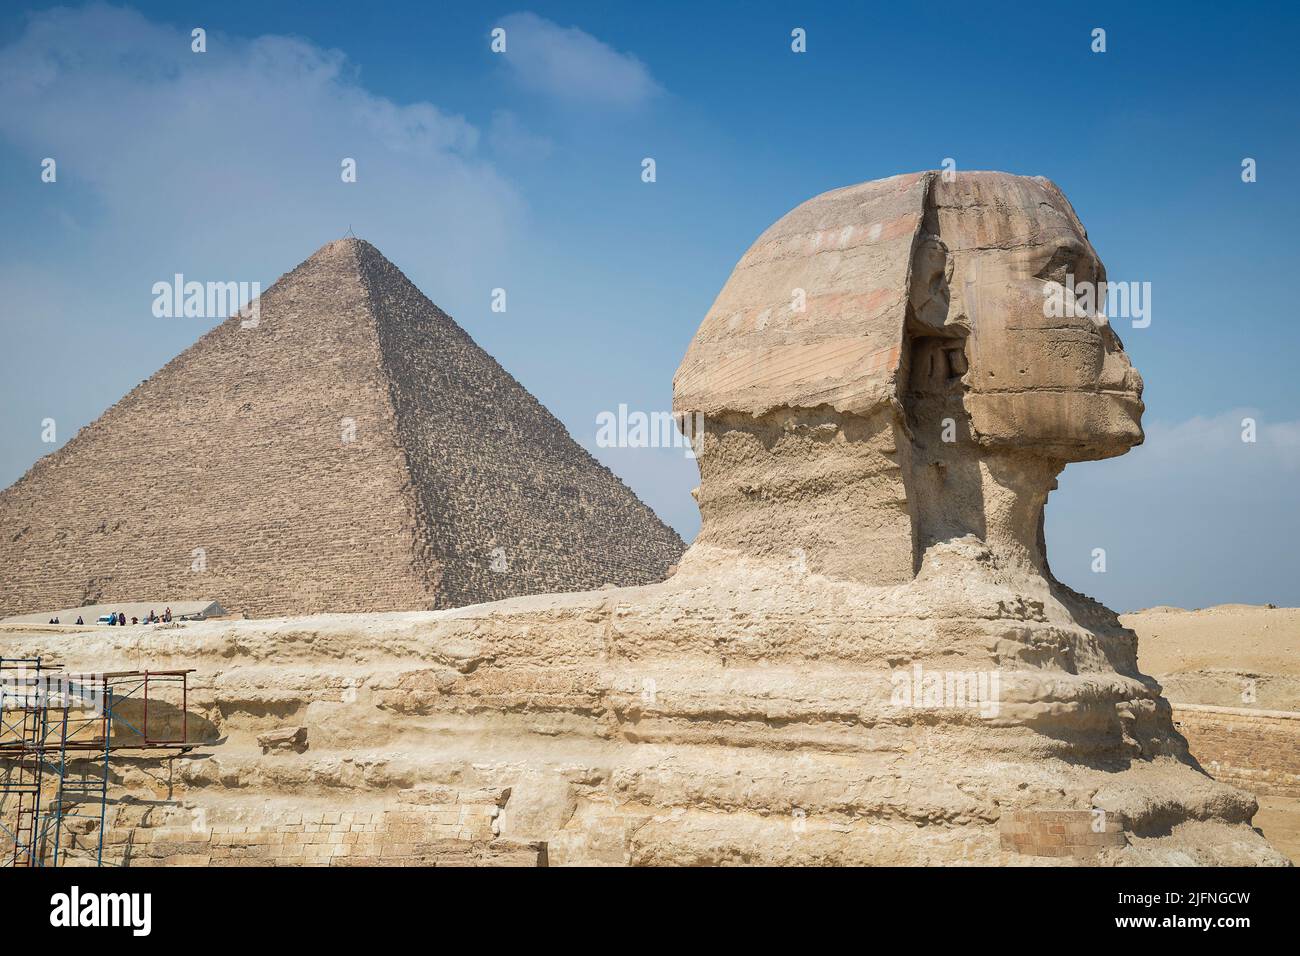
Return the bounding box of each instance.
[0,239,684,618]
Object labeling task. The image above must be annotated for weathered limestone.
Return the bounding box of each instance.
[0,239,684,619]
[1,172,1287,866]
[257,726,308,755]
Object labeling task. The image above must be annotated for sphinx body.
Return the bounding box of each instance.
[4,172,1285,866]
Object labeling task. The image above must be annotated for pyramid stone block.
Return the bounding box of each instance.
[0,239,683,617]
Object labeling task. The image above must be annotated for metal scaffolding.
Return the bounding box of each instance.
[0,657,197,867]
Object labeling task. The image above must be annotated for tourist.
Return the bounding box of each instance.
[117,611,126,626]
[75,615,83,625]
[163,607,172,622]
[131,616,139,625]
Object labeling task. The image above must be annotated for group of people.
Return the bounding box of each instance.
[49,607,174,626]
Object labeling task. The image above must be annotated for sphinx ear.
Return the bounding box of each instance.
[908,235,952,332]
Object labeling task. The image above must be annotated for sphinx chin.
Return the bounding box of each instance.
[1062,392,1148,461]
[965,389,1145,464]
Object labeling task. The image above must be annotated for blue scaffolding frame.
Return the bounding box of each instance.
[0,657,195,867]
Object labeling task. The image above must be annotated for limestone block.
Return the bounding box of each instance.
[257,726,308,754]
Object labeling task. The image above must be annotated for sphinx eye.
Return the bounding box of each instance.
[1034,247,1076,283]
[1036,245,1089,285]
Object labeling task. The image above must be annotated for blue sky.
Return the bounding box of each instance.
[1,1,1297,611]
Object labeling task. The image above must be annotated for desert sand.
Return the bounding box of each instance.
[1125,604,1299,862]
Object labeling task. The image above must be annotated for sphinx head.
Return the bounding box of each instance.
[674,170,1144,582]
[910,173,1144,460]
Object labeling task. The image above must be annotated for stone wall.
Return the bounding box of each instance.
[16,789,544,868]
[998,809,1126,860]
[1171,704,1300,797]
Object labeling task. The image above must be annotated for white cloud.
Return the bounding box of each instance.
[0,3,521,281]
[496,12,660,108]
[1046,409,1300,611]
[488,110,554,161]
[1135,410,1300,471]
[0,3,525,488]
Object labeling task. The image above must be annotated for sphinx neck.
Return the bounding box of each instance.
[969,451,1061,577]
[687,408,1065,588]
[911,443,1062,578]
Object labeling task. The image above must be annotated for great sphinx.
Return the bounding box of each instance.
[4,171,1285,866]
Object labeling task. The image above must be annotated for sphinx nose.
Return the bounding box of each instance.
[1112,361,1144,398]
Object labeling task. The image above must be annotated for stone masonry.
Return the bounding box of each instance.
[998,810,1127,860]
[13,786,546,868]
[1171,704,1300,798]
[0,238,684,618]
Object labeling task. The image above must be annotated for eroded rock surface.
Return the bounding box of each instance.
[2,171,1285,865]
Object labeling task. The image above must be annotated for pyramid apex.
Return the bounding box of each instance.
[290,237,392,283]
[306,236,368,259]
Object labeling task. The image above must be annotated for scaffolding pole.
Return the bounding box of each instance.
[0,658,197,867]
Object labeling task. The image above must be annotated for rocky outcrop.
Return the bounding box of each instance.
[2,570,1285,865]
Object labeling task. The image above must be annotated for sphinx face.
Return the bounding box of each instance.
[931,175,1145,462]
